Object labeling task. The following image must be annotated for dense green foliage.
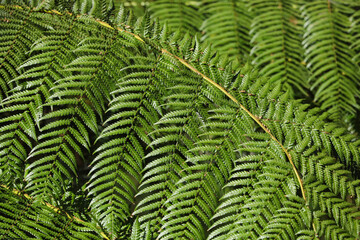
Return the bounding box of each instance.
[1,0,360,239]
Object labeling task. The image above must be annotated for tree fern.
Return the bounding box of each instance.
[1,2,360,240]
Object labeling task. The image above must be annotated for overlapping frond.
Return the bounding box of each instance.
[134,51,218,238]
[200,0,252,64]
[302,153,360,239]
[0,185,101,239]
[24,25,137,200]
[249,0,308,96]
[1,3,360,240]
[148,0,203,35]
[87,53,165,237]
[350,9,360,67]
[135,35,360,238]
[302,0,360,120]
[206,78,360,239]
[225,159,305,239]
[0,13,83,188]
[157,107,252,239]
[0,6,50,101]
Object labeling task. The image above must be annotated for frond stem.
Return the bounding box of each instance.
[0,0,306,211]
[161,48,306,202]
[0,4,317,234]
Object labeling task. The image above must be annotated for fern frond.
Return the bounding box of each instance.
[226,156,300,239]
[249,0,308,96]
[307,181,360,239]
[0,6,51,101]
[157,107,253,239]
[130,217,152,240]
[258,195,311,240]
[350,9,360,67]
[25,26,135,200]
[0,14,83,188]
[203,88,299,238]
[148,0,203,35]
[206,95,360,238]
[160,54,360,238]
[200,0,252,64]
[207,152,263,239]
[0,185,101,239]
[1,4,360,239]
[154,34,360,237]
[87,54,164,238]
[302,0,359,120]
[227,72,360,174]
[298,150,360,235]
[133,56,215,237]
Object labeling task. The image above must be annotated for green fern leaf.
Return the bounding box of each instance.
[302,0,360,120]
[200,0,252,64]
[0,14,84,188]
[87,54,164,238]
[249,0,309,96]
[148,0,204,35]
[25,26,134,200]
